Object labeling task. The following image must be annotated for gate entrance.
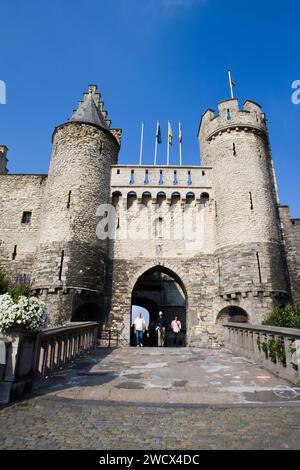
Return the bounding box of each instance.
[131,266,187,347]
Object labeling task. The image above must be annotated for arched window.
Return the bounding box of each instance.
[186,192,195,204]
[200,192,210,205]
[112,191,122,207]
[142,191,152,206]
[157,192,166,204]
[171,192,181,204]
[127,191,137,208]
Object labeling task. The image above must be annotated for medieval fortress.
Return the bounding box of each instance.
[0,85,299,346]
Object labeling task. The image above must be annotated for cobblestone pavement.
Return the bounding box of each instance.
[1,347,300,450]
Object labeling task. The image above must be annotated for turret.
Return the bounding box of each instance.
[198,99,288,307]
[32,85,122,324]
[0,145,8,174]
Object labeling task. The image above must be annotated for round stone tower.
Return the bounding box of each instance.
[32,85,121,323]
[199,98,289,322]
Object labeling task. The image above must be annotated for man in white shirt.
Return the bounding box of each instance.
[133,313,146,347]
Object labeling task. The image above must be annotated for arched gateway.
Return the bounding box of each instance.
[131,266,187,347]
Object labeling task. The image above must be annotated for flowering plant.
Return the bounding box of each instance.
[0,293,49,332]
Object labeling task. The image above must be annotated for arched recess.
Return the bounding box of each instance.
[216,306,249,324]
[130,265,188,347]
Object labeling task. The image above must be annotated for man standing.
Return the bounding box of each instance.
[171,314,182,346]
[156,311,166,347]
[133,312,146,347]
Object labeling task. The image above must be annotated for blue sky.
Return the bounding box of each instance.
[1,0,299,216]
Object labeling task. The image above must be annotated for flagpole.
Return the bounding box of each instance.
[167,121,170,166]
[154,121,159,165]
[139,121,144,165]
[228,70,234,99]
[179,121,182,166]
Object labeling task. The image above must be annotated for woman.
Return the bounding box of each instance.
[171,314,181,346]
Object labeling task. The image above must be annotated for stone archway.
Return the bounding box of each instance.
[216,306,249,324]
[131,265,187,347]
[216,306,249,345]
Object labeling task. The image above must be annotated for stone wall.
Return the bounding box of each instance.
[280,206,300,305]
[0,174,47,284]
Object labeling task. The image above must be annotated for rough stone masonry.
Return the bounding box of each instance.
[0,85,299,346]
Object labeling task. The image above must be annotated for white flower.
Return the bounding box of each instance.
[0,293,49,332]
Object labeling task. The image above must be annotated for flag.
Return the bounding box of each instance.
[168,121,173,146]
[157,122,162,144]
[179,122,182,144]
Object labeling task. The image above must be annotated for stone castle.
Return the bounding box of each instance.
[0,84,299,346]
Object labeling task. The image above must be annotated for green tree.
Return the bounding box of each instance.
[263,304,300,329]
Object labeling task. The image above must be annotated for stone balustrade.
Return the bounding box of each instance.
[34,322,98,381]
[0,338,12,404]
[224,322,300,382]
[0,322,98,403]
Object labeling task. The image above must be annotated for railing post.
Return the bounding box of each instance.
[295,339,300,380]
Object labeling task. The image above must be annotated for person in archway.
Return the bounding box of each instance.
[133,312,146,347]
[171,314,182,346]
[156,311,166,347]
[148,319,157,347]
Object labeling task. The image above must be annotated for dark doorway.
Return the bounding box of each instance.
[71,303,103,322]
[131,267,187,347]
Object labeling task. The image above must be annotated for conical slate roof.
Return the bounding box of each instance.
[69,91,109,129]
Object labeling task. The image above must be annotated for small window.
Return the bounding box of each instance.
[173,170,178,185]
[144,169,149,185]
[249,192,254,210]
[21,211,32,224]
[227,109,231,120]
[12,245,17,260]
[233,143,236,156]
[58,250,64,281]
[159,170,163,185]
[99,141,103,154]
[117,169,120,175]
[202,171,205,176]
[130,169,135,185]
[187,170,192,186]
[67,191,72,209]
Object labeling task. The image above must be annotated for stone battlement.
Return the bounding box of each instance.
[111,165,212,199]
[199,99,268,142]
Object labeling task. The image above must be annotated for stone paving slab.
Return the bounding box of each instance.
[33,347,300,405]
[0,347,300,449]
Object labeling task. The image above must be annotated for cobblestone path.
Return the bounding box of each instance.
[1,347,300,449]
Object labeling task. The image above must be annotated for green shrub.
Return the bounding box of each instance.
[0,266,8,295]
[8,285,31,303]
[263,304,300,329]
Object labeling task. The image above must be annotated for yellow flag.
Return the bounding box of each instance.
[168,121,173,146]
